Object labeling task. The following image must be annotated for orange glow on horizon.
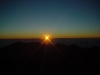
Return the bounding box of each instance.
[0,33,100,39]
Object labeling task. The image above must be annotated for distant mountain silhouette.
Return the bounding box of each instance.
[0,42,100,74]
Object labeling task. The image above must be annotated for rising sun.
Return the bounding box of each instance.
[45,36,49,40]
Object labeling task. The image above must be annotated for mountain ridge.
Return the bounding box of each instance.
[0,42,100,73]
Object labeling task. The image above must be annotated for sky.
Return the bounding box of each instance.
[0,0,100,39]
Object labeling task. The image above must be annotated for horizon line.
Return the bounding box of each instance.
[0,37,100,40]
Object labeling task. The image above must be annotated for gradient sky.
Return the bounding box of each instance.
[0,0,100,39]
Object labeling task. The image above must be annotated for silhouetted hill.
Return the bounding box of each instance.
[0,42,100,74]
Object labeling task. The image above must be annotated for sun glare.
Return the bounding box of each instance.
[45,36,49,40]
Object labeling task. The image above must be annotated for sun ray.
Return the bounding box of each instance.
[22,33,65,66]
[23,39,46,65]
[48,39,64,57]
[39,44,47,75]
[40,33,65,58]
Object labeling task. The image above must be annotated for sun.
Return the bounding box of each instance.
[45,36,49,40]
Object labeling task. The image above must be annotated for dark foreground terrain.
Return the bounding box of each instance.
[0,42,100,74]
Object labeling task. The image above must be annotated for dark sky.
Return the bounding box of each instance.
[0,0,100,38]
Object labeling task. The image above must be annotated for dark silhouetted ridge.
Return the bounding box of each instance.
[0,42,100,74]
